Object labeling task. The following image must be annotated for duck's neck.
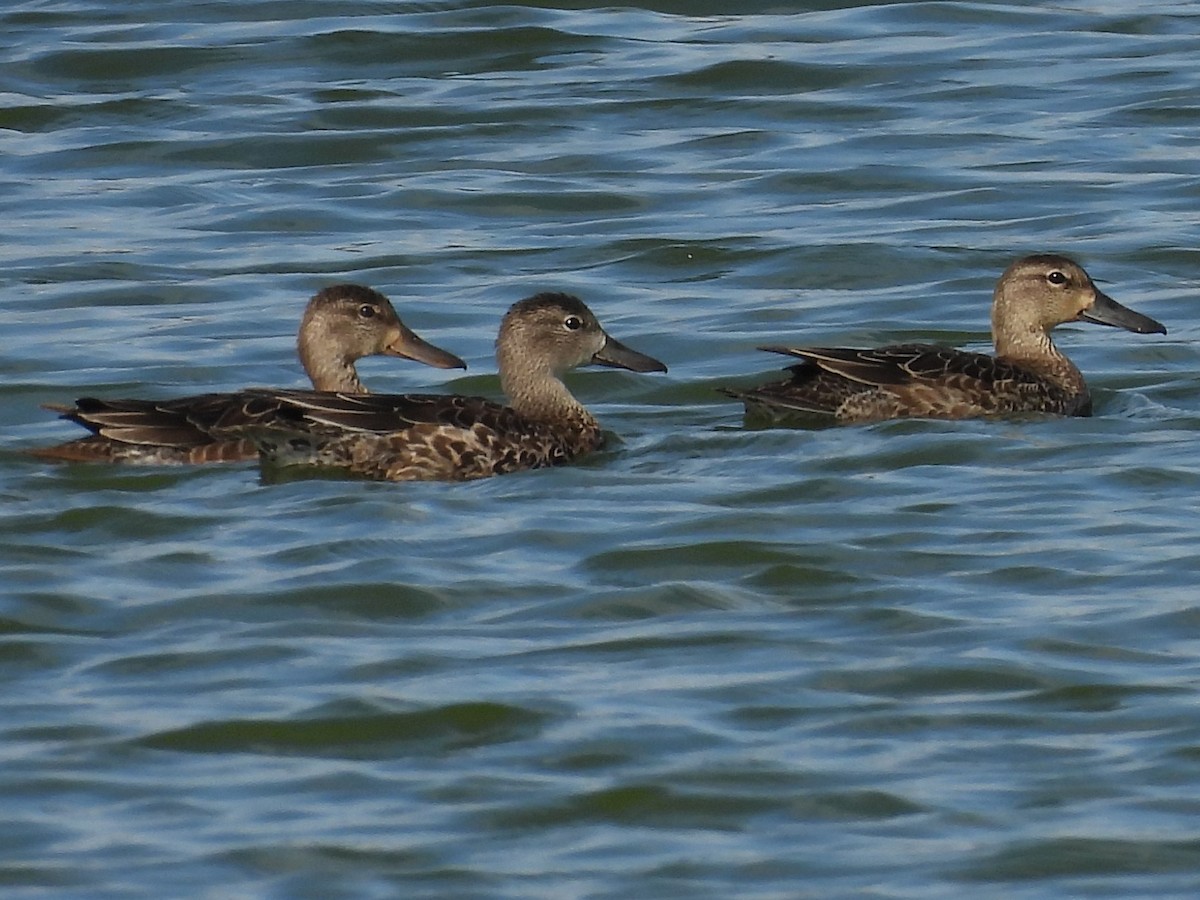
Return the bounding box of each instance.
[500,358,597,432]
[993,326,1085,394]
[299,336,367,393]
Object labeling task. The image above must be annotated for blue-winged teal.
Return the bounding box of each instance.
[246,292,667,482]
[723,255,1166,425]
[32,284,465,464]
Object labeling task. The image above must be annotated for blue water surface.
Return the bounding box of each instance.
[2,2,1200,897]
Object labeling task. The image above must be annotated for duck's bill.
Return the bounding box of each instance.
[591,334,668,373]
[1079,290,1167,335]
[385,325,468,369]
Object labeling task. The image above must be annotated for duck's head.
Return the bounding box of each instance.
[496,292,667,380]
[298,284,466,383]
[992,255,1166,341]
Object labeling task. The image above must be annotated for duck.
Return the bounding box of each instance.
[242,292,667,482]
[722,254,1166,425]
[31,284,466,464]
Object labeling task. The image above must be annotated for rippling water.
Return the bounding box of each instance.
[3,1,1200,897]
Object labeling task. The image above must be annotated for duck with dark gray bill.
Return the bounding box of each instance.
[31,284,466,464]
[242,292,667,482]
[722,254,1166,425]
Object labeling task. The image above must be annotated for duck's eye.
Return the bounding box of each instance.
[563,315,584,331]
[1046,270,1068,286]
[358,304,377,319]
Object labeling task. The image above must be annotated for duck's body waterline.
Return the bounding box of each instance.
[251,293,668,482]
[723,255,1166,425]
[30,256,1167,478]
[31,285,465,465]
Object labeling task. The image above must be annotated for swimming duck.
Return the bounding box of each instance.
[31,284,466,464]
[245,292,667,482]
[722,254,1166,424]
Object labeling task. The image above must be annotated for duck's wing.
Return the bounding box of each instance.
[719,344,962,419]
[30,389,379,464]
[759,343,1010,386]
[241,390,579,482]
[226,389,515,435]
[30,393,262,463]
[49,393,253,446]
[724,344,1063,422]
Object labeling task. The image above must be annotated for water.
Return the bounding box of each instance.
[3,1,1200,897]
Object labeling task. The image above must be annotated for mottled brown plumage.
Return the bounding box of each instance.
[247,293,668,482]
[723,255,1166,425]
[31,284,465,464]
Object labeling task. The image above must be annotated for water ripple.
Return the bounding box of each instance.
[3,1,1199,898]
